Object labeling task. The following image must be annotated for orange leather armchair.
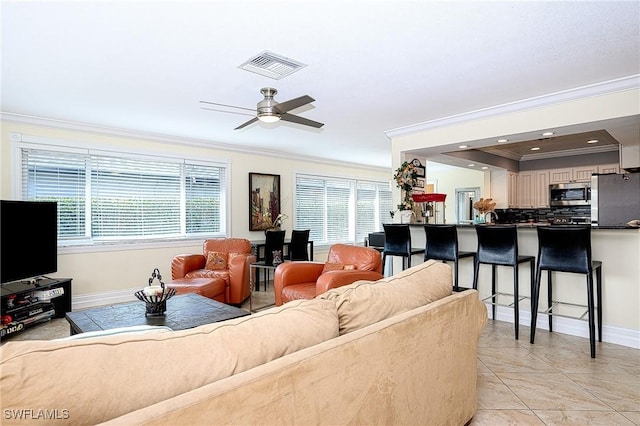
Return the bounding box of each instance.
[171,238,256,305]
[273,243,383,306]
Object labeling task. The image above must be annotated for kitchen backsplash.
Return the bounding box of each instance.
[495,206,591,224]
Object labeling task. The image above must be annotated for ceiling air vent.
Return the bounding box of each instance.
[238,51,306,80]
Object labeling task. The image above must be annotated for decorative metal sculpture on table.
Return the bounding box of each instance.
[134,268,176,317]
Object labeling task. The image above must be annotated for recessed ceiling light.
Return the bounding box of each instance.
[481,166,488,170]
[497,139,508,143]
[587,139,599,144]
[459,145,468,149]
[542,132,554,136]
[468,163,475,167]
[531,147,541,151]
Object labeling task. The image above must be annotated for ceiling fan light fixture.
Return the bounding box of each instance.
[258,113,281,123]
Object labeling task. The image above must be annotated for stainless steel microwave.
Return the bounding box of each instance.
[549,182,591,206]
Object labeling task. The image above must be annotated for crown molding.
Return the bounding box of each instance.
[0,112,386,173]
[384,75,640,139]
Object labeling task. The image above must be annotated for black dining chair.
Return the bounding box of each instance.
[530,226,602,358]
[424,224,476,292]
[472,225,535,340]
[381,224,425,275]
[254,229,286,291]
[288,229,310,261]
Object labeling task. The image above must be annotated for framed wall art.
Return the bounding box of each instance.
[249,173,281,231]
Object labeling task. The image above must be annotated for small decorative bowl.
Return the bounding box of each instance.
[135,287,177,317]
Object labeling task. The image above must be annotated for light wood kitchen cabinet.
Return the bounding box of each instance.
[548,166,598,183]
[573,165,598,181]
[517,170,550,208]
[598,163,620,174]
[508,171,518,208]
[534,170,550,207]
[517,172,535,208]
[549,168,573,183]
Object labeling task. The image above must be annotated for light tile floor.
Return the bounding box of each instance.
[473,320,640,425]
[3,294,639,425]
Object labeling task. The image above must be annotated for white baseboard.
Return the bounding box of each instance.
[489,304,640,349]
[72,287,140,311]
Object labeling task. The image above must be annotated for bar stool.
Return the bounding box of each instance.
[381,224,425,275]
[472,225,535,340]
[424,224,476,292]
[530,226,602,358]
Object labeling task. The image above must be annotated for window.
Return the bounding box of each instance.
[20,146,228,246]
[295,174,391,245]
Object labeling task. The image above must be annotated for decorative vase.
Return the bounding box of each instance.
[264,226,281,235]
[400,210,414,224]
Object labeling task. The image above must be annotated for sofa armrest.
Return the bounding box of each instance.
[171,254,206,279]
[316,270,384,294]
[274,262,325,306]
[275,262,325,287]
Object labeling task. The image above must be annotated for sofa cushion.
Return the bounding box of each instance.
[0,298,339,425]
[318,259,452,334]
[322,262,345,273]
[205,251,228,270]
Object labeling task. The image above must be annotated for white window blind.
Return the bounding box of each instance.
[90,155,182,239]
[184,163,226,234]
[20,147,228,245]
[21,148,87,240]
[295,174,390,246]
[356,181,393,243]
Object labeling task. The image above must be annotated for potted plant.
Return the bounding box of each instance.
[393,161,418,223]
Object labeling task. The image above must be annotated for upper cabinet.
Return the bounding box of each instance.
[507,171,518,208]
[517,170,550,208]
[549,166,598,183]
[598,163,621,174]
[502,162,620,209]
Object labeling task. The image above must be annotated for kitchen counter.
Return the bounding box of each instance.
[407,222,639,230]
[403,223,639,348]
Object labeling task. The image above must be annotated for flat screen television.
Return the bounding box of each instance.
[1,200,58,284]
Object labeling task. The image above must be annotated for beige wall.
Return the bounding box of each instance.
[0,120,389,297]
[424,161,487,224]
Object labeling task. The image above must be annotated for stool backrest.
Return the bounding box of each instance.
[536,226,592,273]
[382,224,411,256]
[264,229,286,266]
[424,224,458,261]
[475,225,519,266]
[288,229,310,261]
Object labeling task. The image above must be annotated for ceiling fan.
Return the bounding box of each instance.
[200,87,324,130]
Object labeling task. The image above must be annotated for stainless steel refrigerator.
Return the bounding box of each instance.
[591,173,640,226]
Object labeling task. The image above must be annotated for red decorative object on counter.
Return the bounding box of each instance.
[412,193,447,203]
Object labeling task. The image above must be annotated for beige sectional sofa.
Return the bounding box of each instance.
[0,260,487,425]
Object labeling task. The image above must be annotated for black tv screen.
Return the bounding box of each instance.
[1,200,58,284]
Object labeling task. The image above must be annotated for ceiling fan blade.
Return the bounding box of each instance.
[281,113,324,128]
[273,95,315,114]
[200,106,254,117]
[200,100,255,112]
[234,117,259,130]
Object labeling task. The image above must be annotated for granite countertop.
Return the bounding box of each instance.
[407,222,639,230]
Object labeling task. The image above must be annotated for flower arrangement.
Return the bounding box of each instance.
[393,161,418,211]
[472,198,496,214]
[271,213,288,228]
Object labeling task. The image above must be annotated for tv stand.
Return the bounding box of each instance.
[1,278,72,340]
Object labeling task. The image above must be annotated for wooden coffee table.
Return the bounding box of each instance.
[65,293,249,335]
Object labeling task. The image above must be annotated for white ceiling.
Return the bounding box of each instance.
[2,1,639,169]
